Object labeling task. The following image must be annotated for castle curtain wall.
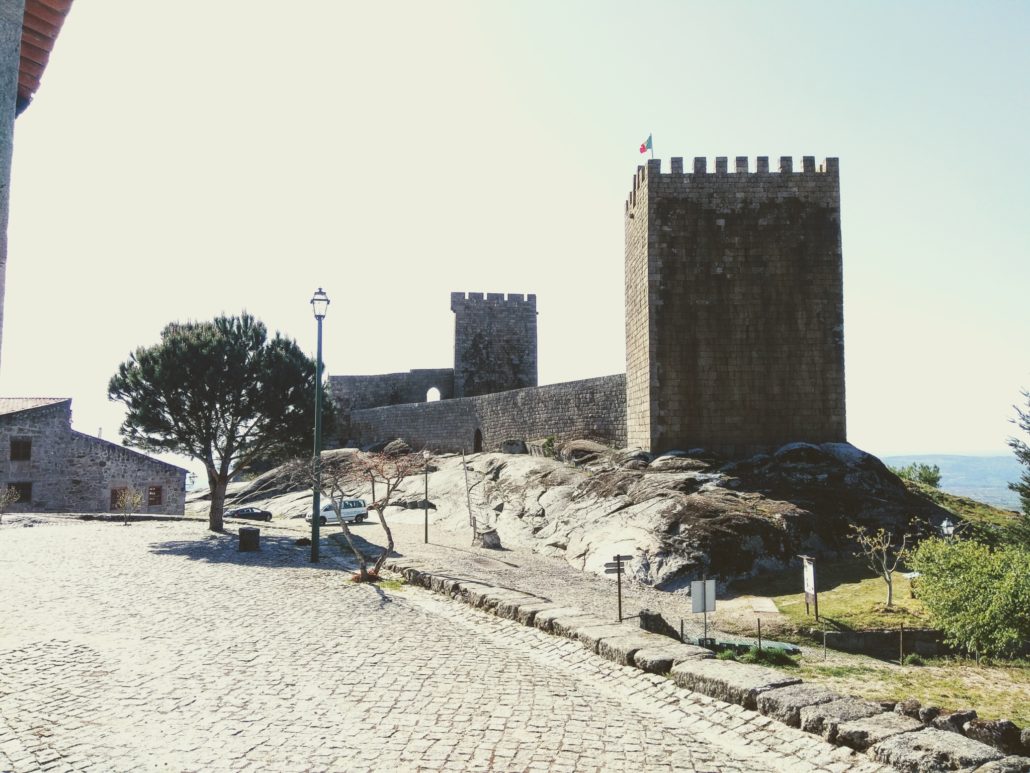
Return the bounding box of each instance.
[348,375,626,453]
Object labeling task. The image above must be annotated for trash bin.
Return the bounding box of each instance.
[239,526,260,552]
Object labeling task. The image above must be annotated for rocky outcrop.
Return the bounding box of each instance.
[213,440,953,587]
[460,440,950,588]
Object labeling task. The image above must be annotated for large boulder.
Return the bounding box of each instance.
[558,439,612,465]
[964,720,1024,755]
[974,757,1030,772]
[835,713,923,751]
[800,697,884,742]
[870,727,1004,771]
[669,658,800,710]
[934,709,978,734]
[500,439,528,454]
[382,438,412,456]
[756,683,843,728]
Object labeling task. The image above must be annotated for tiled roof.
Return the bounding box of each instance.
[17,0,74,114]
[0,396,70,415]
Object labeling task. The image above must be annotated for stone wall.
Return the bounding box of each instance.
[65,432,186,515]
[625,156,846,456]
[329,369,455,440]
[0,400,73,512]
[451,292,538,398]
[348,374,626,452]
[0,400,186,514]
[329,369,455,412]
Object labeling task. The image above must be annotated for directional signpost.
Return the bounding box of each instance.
[690,577,717,646]
[604,554,634,622]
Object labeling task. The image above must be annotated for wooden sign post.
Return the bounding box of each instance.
[603,554,634,622]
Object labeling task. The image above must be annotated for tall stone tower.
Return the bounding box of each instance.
[625,156,846,456]
[451,292,538,398]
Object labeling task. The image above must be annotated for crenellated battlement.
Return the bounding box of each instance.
[627,156,839,210]
[450,291,537,309]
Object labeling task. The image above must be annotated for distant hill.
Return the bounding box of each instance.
[882,454,1022,511]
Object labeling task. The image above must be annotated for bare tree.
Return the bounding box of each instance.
[850,525,910,607]
[284,451,371,579]
[359,451,425,576]
[115,487,144,526]
[285,449,425,580]
[0,485,20,525]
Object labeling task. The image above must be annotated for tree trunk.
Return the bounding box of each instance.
[336,522,368,580]
[208,476,228,532]
[372,507,394,575]
[885,574,894,607]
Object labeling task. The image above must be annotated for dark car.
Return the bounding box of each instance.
[225,506,272,522]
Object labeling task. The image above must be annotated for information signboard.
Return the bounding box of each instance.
[690,579,716,614]
[800,555,819,620]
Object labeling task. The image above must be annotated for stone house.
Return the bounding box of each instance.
[0,398,187,514]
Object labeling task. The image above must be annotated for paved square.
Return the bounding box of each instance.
[0,520,888,772]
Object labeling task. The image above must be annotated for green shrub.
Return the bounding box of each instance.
[715,648,738,661]
[910,537,1030,658]
[541,435,556,458]
[890,462,942,488]
[902,653,925,666]
[739,646,799,667]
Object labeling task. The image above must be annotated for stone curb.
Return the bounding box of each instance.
[380,557,1019,772]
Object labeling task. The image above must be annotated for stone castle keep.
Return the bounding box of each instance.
[332,155,845,456]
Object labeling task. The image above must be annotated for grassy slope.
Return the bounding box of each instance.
[904,478,1021,529]
[795,658,1030,726]
[729,486,1029,723]
[732,559,928,632]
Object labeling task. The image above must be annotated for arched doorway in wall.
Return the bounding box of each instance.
[426,387,441,402]
[473,429,483,452]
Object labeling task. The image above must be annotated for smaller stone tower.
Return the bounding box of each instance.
[451,292,538,398]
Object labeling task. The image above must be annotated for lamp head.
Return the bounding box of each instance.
[310,287,330,319]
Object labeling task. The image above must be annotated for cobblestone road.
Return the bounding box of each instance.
[0,519,888,772]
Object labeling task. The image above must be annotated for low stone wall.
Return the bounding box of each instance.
[382,555,1030,769]
[348,374,627,453]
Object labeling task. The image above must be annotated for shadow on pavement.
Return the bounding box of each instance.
[147,529,388,573]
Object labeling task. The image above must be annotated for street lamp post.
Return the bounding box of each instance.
[423,450,430,544]
[310,287,330,563]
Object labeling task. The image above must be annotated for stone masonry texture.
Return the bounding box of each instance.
[329,368,455,442]
[348,374,627,452]
[625,156,846,456]
[0,400,186,514]
[451,291,538,398]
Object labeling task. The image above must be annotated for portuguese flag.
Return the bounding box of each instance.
[639,134,652,154]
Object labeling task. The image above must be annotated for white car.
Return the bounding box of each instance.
[306,498,369,526]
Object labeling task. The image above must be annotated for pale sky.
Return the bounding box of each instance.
[1,0,1027,477]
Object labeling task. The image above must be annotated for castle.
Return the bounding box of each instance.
[331,155,845,457]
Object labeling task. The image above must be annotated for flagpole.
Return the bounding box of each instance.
[650,130,654,159]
